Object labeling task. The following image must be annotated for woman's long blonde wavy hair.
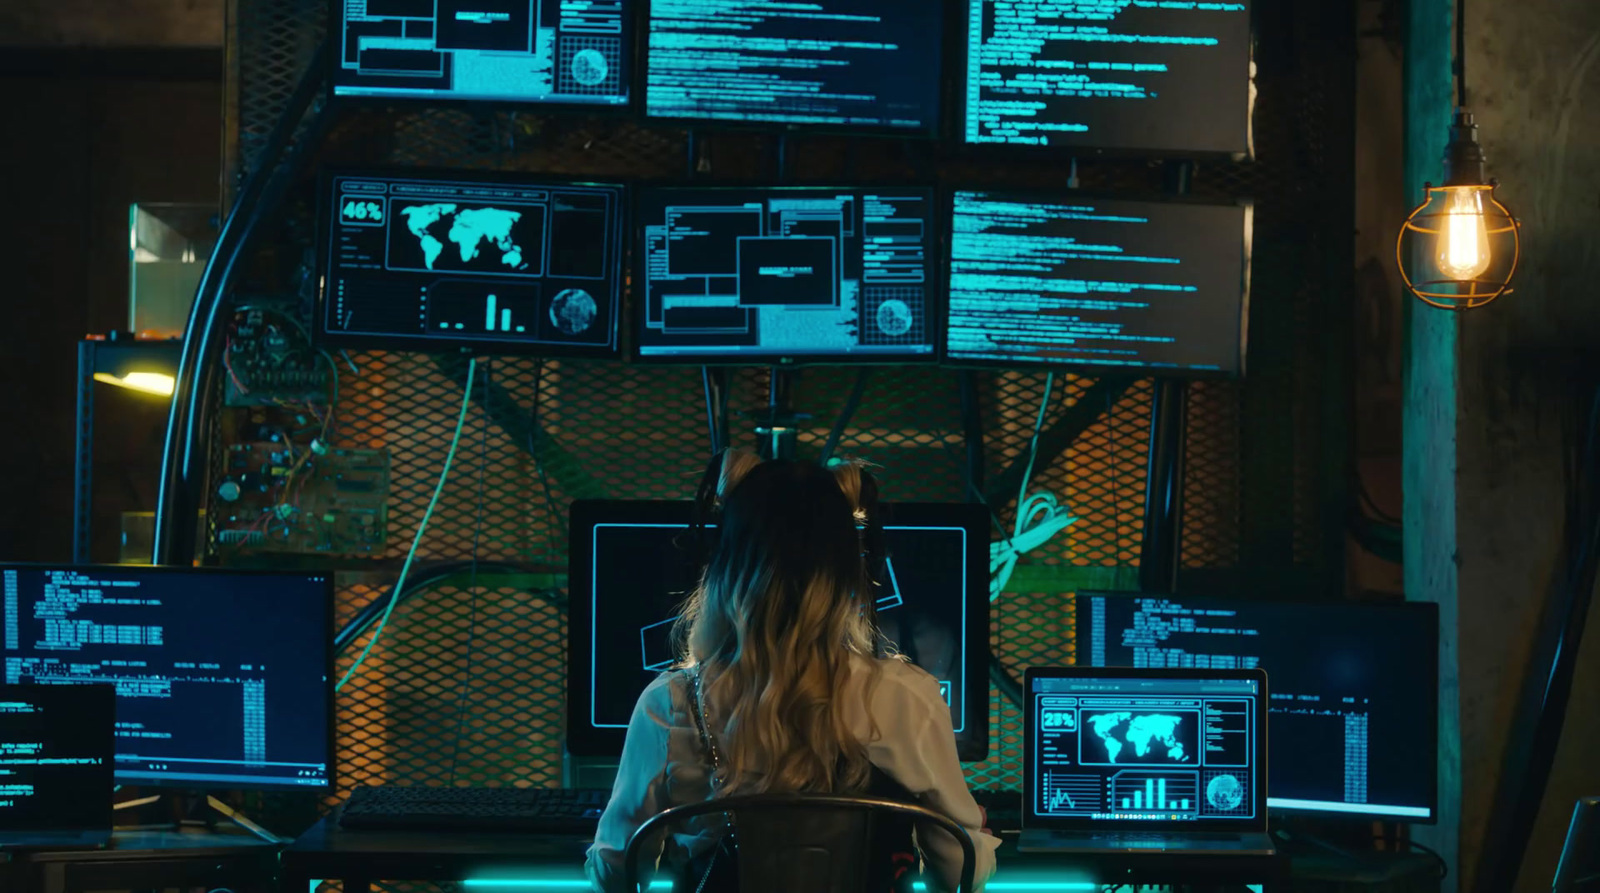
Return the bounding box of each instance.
[673,450,888,797]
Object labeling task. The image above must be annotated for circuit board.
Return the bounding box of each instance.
[216,442,390,556]
[223,304,331,408]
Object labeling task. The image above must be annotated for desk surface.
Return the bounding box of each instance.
[20,826,279,862]
[285,815,1290,889]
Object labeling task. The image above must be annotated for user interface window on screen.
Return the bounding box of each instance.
[646,0,943,131]
[586,522,973,737]
[1080,593,1439,820]
[1,567,330,789]
[636,188,937,361]
[1032,676,1260,823]
[964,0,1252,155]
[946,192,1248,374]
[334,0,631,107]
[323,173,625,355]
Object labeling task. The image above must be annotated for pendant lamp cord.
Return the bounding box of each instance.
[1456,0,1468,107]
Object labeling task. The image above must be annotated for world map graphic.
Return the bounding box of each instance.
[399,204,528,271]
[1085,712,1190,763]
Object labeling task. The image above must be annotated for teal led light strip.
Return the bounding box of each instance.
[461,881,1100,891]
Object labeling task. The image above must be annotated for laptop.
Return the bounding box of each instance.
[0,684,115,850]
[1018,666,1275,855]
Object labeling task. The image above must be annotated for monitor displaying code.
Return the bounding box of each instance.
[635,186,938,363]
[1028,673,1262,825]
[2,566,332,790]
[1078,592,1439,821]
[0,684,112,832]
[320,171,626,356]
[964,0,1252,154]
[646,0,944,132]
[333,0,632,107]
[945,191,1250,374]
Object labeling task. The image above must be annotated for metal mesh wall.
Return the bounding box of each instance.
[219,1,1354,879]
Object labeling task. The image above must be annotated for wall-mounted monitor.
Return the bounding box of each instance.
[962,0,1253,157]
[331,0,633,109]
[634,185,939,365]
[943,190,1251,376]
[318,169,627,356]
[644,0,945,134]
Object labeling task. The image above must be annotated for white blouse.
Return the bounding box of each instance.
[584,657,1001,893]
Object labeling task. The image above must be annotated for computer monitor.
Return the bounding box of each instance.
[1,565,333,790]
[566,500,989,759]
[318,169,627,356]
[331,0,632,109]
[962,0,1253,156]
[644,0,944,134]
[634,186,939,364]
[943,190,1251,375]
[1075,591,1439,822]
[0,684,113,836]
[1024,666,1267,829]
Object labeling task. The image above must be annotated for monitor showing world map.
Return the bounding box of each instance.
[1024,666,1267,830]
[318,169,626,355]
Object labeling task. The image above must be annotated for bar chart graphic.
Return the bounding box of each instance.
[1110,771,1199,815]
[426,281,542,337]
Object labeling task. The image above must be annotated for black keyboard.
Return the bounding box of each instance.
[338,785,609,834]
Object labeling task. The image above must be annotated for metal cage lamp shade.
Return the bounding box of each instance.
[1398,111,1521,311]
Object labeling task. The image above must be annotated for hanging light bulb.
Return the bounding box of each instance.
[1396,0,1520,310]
[1435,184,1492,281]
[1397,110,1520,310]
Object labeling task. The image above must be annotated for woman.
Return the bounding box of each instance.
[585,452,1000,893]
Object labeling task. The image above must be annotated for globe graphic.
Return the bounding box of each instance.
[1205,774,1244,811]
[571,48,610,87]
[876,299,914,336]
[550,289,598,336]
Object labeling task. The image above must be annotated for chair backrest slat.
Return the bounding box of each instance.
[621,793,977,893]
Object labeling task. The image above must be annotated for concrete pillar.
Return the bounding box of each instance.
[1407,0,1600,890]
[1403,0,1461,887]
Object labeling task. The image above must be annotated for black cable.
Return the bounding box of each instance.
[821,369,871,464]
[702,366,722,455]
[447,357,489,786]
[1376,835,1449,880]
[1456,0,1467,107]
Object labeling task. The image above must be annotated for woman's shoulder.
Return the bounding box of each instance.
[856,655,946,712]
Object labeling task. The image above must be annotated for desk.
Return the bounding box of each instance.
[0,827,280,893]
[286,816,1290,892]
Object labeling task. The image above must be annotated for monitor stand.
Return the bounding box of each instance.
[113,792,282,844]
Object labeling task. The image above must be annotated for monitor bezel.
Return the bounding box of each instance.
[950,0,1258,161]
[1022,665,1269,832]
[629,182,945,367]
[565,499,991,760]
[325,0,640,116]
[936,187,1253,380]
[314,166,631,358]
[0,563,336,793]
[1074,590,1441,824]
[636,0,951,140]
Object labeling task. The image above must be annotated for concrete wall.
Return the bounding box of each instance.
[1458,2,1600,890]
[0,0,224,47]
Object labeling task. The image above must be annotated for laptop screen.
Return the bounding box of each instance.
[1025,668,1266,830]
[0,684,113,834]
